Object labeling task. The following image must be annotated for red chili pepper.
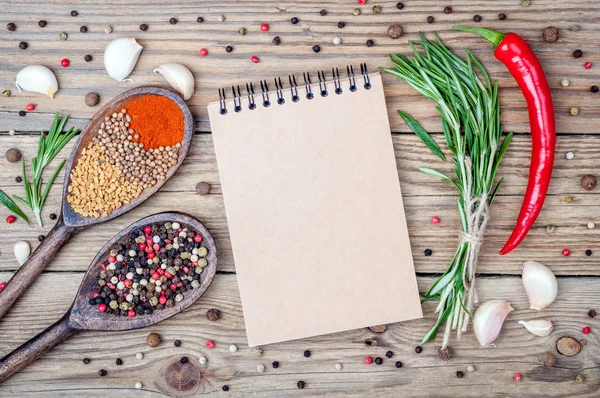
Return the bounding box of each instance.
[454,26,556,255]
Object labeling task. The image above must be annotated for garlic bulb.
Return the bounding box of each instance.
[104,38,143,81]
[522,260,558,310]
[14,241,31,265]
[153,63,195,100]
[15,65,59,99]
[473,300,514,347]
[517,320,553,337]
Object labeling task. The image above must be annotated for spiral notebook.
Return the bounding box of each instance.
[208,65,422,346]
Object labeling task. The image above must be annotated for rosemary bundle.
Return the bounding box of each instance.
[382,33,512,348]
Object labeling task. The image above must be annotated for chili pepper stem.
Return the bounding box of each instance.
[452,25,506,48]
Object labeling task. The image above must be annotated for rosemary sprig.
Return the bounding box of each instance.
[381,33,512,348]
[0,189,29,224]
[13,113,79,226]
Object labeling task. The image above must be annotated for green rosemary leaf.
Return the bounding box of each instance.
[398,111,445,161]
[421,305,452,344]
[418,167,454,184]
[488,177,504,205]
[0,189,29,224]
[41,160,65,205]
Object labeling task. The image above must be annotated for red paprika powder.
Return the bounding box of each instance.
[125,95,184,149]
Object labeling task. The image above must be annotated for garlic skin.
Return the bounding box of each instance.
[473,300,514,347]
[14,241,31,265]
[517,320,553,337]
[104,38,143,81]
[15,65,59,99]
[153,63,195,100]
[522,261,558,310]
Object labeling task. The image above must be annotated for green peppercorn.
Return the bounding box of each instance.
[565,195,574,203]
[546,225,556,234]
[353,8,361,16]
[59,32,68,40]
[2,89,10,97]
[372,5,381,13]
[521,0,530,6]
[569,25,580,31]
[570,106,580,116]
[238,27,247,35]
[576,374,585,383]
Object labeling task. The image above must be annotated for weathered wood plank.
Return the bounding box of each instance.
[1,1,599,133]
[1,134,599,275]
[0,272,598,397]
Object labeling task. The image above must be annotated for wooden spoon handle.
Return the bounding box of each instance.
[0,313,78,383]
[0,218,77,320]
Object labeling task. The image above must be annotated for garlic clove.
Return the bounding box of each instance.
[15,65,59,99]
[104,38,143,82]
[522,260,558,310]
[153,63,195,100]
[14,241,30,265]
[517,320,553,337]
[473,299,514,347]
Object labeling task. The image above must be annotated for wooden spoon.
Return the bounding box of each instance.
[0,212,217,383]
[0,87,194,320]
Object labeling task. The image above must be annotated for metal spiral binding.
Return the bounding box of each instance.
[317,71,328,97]
[217,65,374,114]
[231,85,242,113]
[246,82,256,110]
[274,77,285,105]
[360,63,371,90]
[260,80,271,107]
[303,72,314,100]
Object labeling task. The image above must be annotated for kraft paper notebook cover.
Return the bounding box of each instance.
[208,66,422,346]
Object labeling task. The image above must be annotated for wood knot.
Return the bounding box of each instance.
[155,357,206,396]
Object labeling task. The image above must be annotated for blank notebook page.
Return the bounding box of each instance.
[208,72,422,346]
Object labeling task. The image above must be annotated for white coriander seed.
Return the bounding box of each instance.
[9,130,15,136]
[257,364,265,373]
[561,79,570,87]
[335,363,343,371]
[565,151,574,160]
[587,222,595,229]
[229,344,238,353]
[104,25,113,34]
[333,37,342,45]
[199,356,208,365]
[467,365,475,372]
[136,352,144,360]
[218,15,225,22]
[135,382,143,389]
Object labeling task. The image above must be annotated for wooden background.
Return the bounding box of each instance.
[1,0,599,396]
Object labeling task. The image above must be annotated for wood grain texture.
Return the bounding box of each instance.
[0,272,598,397]
[1,134,600,276]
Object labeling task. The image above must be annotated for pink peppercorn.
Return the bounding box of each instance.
[583,326,591,334]
[562,249,571,256]
[92,291,100,298]
[153,243,160,251]
[108,256,116,263]
[206,340,215,349]
[585,62,592,69]
[26,103,35,111]
[98,303,107,312]
[159,295,167,305]
[60,58,69,67]
[144,226,152,234]
[139,242,146,250]
[251,55,259,64]
[124,279,133,288]
[200,48,208,57]
[147,252,155,259]
[364,356,373,364]
[513,373,522,382]
[0,282,6,291]
[358,0,367,4]
[128,309,135,317]
[6,215,16,224]
[431,216,440,224]
[261,23,269,32]
[165,272,173,279]
[151,271,160,280]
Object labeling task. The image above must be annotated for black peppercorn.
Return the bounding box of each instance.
[83,358,91,364]
[374,357,383,365]
[19,110,26,117]
[473,15,482,23]
[320,9,327,16]
[80,26,88,33]
[589,309,597,318]
[225,45,233,53]
[457,370,465,378]
[174,340,181,347]
[272,36,281,45]
[573,49,583,58]
[272,361,279,368]
[385,350,393,358]
[15,176,22,183]
[291,17,299,24]
[396,2,404,10]
[222,385,229,392]
[38,20,47,28]
[498,13,507,20]
[395,361,403,368]
[586,249,592,256]
[38,235,45,242]
[424,249,432,256]
[180,356,188,364]
[98,369,107,376]
[444,6,453,14]
[591,85,599,93]
[19,41,28,50]
[49,213,57,220]
[71,10,79,17]
[366,39,374,47]
[303,350,311,358]
[116,358,123,365]
[297,381,305,389]
[427,16,435,24]
[84,54,93,62]
[169,17,178,25]
[338,21,345,29]
[7,22,16,31]
[312,45,320,53]
[197,17,204,23]
[415,346,423,353]
[140,24,148,31]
